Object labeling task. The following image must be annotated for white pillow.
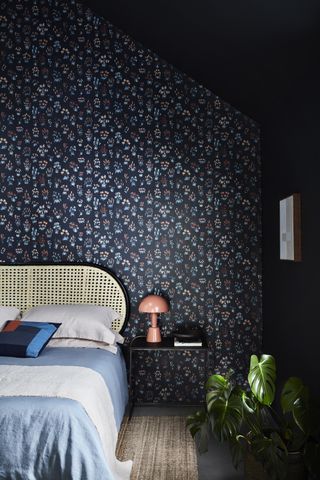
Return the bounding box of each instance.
[22,304,118,327]
[22,304,120,344]
[48,338,118,354]
[113,331,124,345]
[0,306,20,330]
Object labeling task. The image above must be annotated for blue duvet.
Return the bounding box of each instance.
[0,347,128,480]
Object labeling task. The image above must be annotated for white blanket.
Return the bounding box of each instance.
[0,365,132,480]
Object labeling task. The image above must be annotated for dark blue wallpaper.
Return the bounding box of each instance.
[0,0,261,401]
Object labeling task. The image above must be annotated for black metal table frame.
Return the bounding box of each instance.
[128,335,209,419]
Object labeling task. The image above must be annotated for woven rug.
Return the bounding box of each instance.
[116,416,198,480]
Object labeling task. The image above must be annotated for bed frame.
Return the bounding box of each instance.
[0,264,129,333]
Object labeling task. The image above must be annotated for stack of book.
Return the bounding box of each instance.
[173,330,203,347]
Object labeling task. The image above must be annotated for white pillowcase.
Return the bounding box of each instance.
[48,338,119,354]
[22,304,120,345]
[0,306,20,330]
[22,304,118,328]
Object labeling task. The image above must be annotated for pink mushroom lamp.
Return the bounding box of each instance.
[138,294,170,343]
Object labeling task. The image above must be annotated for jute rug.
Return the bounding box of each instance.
[116,416,199,480]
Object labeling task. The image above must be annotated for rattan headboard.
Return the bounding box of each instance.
[0,264,129,333]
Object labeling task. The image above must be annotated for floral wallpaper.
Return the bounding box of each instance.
[0,0,261,401]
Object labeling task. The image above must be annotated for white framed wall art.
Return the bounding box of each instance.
[279,193,301,261]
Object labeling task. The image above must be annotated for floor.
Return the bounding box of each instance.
[133,405,244,480]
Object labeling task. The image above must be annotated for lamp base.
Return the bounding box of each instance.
[146,326,161,343]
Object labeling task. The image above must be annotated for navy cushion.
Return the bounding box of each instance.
[0,320,60,358]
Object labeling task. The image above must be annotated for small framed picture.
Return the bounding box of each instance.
[279,193,301,261]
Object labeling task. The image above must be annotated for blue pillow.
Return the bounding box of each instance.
[0,320,60,358]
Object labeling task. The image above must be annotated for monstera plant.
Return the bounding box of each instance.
[187,354,320,480]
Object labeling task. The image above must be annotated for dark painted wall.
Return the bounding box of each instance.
[0,0,261,402]
[262,31,320,395]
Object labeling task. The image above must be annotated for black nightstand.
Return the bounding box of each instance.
[128,335,209,418]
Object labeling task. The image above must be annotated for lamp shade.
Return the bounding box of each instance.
[138,294,169,314]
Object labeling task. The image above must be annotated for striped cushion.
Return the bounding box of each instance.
[0,321,60,358]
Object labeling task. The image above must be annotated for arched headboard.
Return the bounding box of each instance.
[0,264,129,333]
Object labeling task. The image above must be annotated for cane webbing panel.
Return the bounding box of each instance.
[0,265,128,332]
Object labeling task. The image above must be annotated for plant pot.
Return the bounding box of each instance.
[244,452,307,480]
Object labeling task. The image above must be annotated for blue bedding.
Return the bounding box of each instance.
[0,347,128,480]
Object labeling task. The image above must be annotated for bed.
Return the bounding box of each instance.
[0,264,132,480]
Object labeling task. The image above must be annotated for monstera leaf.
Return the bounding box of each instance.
[281,377,308,414]
[281,377,317,434]
[209,392,243,442]
[229,435,247,469]
[241,391,263,434]
[250,431,288,480]
[206,374,232,411]
[206,374,230,395]
[248,354,276,406]
[186,410,209,454]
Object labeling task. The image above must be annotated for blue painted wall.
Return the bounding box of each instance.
[0,0,261,401]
